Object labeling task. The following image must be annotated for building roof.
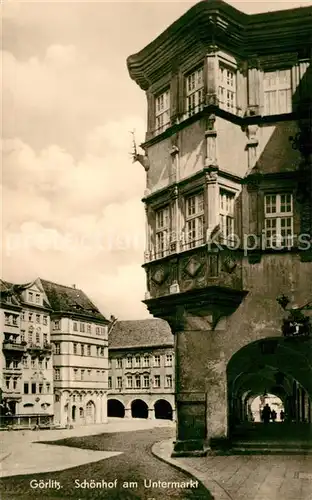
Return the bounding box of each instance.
[108,319,174,349]
[40,279,108,323]
[127,0,312,90]
[0,280,22,309]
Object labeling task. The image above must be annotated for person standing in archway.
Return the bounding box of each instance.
[262,404,271,424]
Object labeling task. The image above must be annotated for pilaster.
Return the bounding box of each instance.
[205,45,219,106]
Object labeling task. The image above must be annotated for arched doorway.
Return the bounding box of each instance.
[131,399,148,419]
[107,399,125,418]
[154,399,173,420]
[72,405,76,422]
[79,407,84,423]
[86,400,96,424]
[227,337,312,447]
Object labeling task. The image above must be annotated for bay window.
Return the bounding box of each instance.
[219,65,236,113]
[185,66,204,118]
[155,206,169,258]
[184,192,204,249]
[155,89,170,134]
[219,190,235,246]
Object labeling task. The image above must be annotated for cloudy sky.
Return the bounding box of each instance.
[2,0,311,320]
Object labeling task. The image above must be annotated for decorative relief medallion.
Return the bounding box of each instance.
[151,266,169,285]
[221,253,238,274]
[184,256,203,278]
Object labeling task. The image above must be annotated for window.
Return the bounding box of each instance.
[219,65,236,113]
[165,354,173,367]
[117,376,122,389]
[31,382,36,394]
[23,357,28,368]
[21,311,26,321]
[134,355,141,368]
[155,206,169,258]
[88,369,92,378]
[263,69,292,115]
[97,370,100,378]
[12,315,18,326]
[5,378,10,389]
[54,320,60,330]
[126,375,133,388]
[55,343,61,355]
[184,192,204,249]
[29,313,33,322]
[43,333,47,344]
[80,323,85,333]
[100,347,104,357]
[43,316,48,325]
[13,360,19,369]
[21,331,25,342]
[73,343,77,355]
[81,344,85,356]
[96,326,100,335]
[135,375,141,389]
[35,330,40,344]
[155,89,170,134]
[87,324,91,333]
[45,359,49,369]
[165,374,173,388]
[108,377,112,389]
[143,375,150,388]
[264,194,294,248]
[154,375,161,388]
[81,369,85,380]
[13,379,17,390]
[29,292,33,302]
[142,355,149,368]
[73,322,78,331]
[39,383,43,394]
[46,383,50,393]
[38,360,43,369]
[55,368,60,380]
[116,358,123,369]
[220,190,235,245]
[154,355,160,367]
[74,369,78,380]
[35,294,40,304]
[126,356,132,368]
[185,66,204,118]
[24,382,29,394]
[31,359,36,369]
[87,345,91,356]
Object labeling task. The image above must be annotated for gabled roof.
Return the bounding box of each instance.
[40,279,108,323]
[0,280,22,308]
[108,319,173,349]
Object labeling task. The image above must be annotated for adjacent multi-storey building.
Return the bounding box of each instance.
[127,0,312,454]
[108,319,175,420]
[41,280,109,427]
[0,278,109,429]
[0,279,54,427]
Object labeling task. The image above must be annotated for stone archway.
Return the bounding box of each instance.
[131,399,148,419]
[108,399,125,418]
[154,399,173,420]
[86,400,96,424]
[227,337,312,446]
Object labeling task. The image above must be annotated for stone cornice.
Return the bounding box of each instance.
[127,0,312,90]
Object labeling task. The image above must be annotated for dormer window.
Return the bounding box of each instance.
[28,292,33,302]
[185,66,204,118]
[35,294,40,304]
[155,89,170,134]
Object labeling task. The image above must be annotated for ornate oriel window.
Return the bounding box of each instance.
[219,189,235,245]
[218,65,236,113]
[263,69,292,115]
[155,89,170,134]
[183,192,204,250]
[185,66,204,118]
[264,193,293,248]
[155,206,169,258]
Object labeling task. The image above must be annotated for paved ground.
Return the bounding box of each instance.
[153,439,312,500]
[0,420,211,500]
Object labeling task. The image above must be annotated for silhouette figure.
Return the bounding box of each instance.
[271,409,277,422]
[261,404,271,424]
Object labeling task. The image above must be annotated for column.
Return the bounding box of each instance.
[246,124,259,172]
[247,58,260,115]
[205,46,219,106]
[148,408,154,420]
[124,408,132,419]
[205,167,219,243]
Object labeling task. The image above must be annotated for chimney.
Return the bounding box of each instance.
[72,284,76,289]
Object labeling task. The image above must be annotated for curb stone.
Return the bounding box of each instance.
[151,439,233,500]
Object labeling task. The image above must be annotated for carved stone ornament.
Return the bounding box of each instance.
[132,151,150,172]
[221,253,238,274]
[246,124,259,142]
[206,114,216,131]
[184,256,203,278]
[151,266,169,286]
[205,167,219,183]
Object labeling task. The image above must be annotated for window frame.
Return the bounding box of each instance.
[263,68,292,116]
[184,65,204,119]
[264,193,294,249]
[183,191,205,250]
[154,88,171,135]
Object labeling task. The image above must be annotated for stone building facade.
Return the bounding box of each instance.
[127,0,312,454]
[0,279,54,427]
[0,278,109,429]
[108,319,175,421]
[41,280,109,427]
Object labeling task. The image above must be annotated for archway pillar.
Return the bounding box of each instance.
[148,408,155,420]
[125,407,132,419]
[144,289,244,457]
